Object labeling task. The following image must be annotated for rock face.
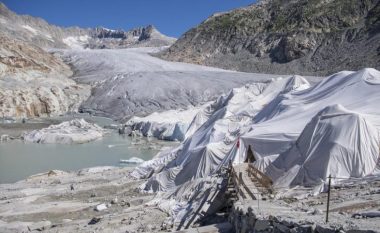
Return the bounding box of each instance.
[159,0,380,76]
[0,36,90,118]
[0,3,175,49]
[23,119,106,144]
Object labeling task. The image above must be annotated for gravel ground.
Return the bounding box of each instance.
[0,167,169,233]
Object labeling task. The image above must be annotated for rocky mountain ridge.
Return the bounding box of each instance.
[0,2,176,49]
[159,0,380,75]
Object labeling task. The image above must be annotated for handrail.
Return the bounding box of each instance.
[230,165,257,200]
[247,163,273,191]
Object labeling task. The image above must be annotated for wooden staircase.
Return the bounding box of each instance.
[227,163,274,201]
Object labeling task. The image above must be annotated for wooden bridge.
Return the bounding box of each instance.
[226,162,274,201]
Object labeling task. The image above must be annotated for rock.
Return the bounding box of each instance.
[273,222,290,233]
[315,225,337,233]
[311,208,323,215]
[0,134,9,142]
[159,0,380,76]
[118,125,132,135]
[254,219,271,231]
[352,211,380,218]
[295,225,314,233]
[94,203,107,211]
[281,220,295,228]
[121,200,131,207]
[30,221,51,231]
[88,217,102,225]
[0,36,90,119]
[62,219,72,223]
[111,197,118,204]
[147,224,155,231]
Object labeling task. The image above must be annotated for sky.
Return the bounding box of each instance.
[2,0,256,38]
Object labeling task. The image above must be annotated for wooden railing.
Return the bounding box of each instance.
[230,165,258,200]
[247,163,273,193]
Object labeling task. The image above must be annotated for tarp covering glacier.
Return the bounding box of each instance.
[133,75,310,191]
[266,104,380,189]
[236,68,380,165]
[132,68,380,228]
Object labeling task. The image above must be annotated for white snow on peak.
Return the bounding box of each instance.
[62,35,90,49]
[22,25,38,35]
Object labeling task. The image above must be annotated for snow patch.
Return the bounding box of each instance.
[22,25,38,35]
[62,35,90,49]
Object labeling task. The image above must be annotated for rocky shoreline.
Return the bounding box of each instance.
[0,167,169,233]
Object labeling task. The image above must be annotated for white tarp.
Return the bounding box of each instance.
[136,75,309,192]
[266,104,380,188]
[133,68,380,227]
[236,68,380,166]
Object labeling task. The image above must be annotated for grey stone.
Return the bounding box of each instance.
[274,222,290,233]
[88,217,102,225]
[315,225,337,233]
[255,220,272,231]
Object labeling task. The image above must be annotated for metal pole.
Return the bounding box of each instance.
[326,175,332,223]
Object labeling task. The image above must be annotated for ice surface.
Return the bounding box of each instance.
[23,119,106,144]
[56,47,284,119]
[125,104,208,141]
[120,157,145,164]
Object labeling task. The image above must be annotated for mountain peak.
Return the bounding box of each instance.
[0,3,176,49]
[0,2,13,16]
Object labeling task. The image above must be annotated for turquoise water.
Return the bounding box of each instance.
[0,116,175,184]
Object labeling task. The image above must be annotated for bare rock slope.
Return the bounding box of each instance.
[0,36,90,118]
[159,0,380,76]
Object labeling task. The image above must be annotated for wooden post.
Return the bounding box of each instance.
[326,175,332,223]
[239,172,243,185]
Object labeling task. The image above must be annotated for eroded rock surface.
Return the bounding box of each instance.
[0,36,90,118]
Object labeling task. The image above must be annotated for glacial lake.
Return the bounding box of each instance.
[0,115,176,184]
